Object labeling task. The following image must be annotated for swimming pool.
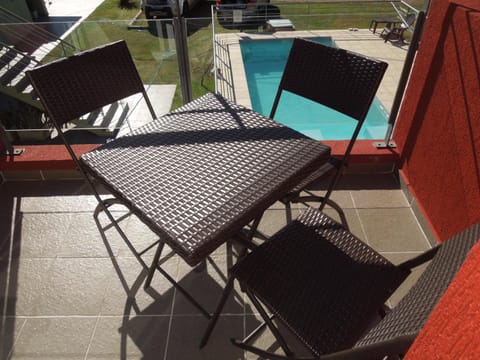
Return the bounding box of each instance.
[240,37,389,140]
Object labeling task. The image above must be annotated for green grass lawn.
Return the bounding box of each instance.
[51,0,424,110]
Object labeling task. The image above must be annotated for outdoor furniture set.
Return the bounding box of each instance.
[371,12,417,43]
[26,37,479,359]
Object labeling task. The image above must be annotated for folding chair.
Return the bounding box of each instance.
[271,38,388,227]
[204,206,480,359]
[26,40,209,317]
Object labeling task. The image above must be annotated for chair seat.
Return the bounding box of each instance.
[233,208,410,356]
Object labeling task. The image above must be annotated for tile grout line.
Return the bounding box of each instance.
[162,277,178,360]
[349,191,371,246]
[5,318,26,360]
[83,315,101,360]
[408,205,434,250]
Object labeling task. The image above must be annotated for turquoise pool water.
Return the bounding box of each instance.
[240,37,389,140]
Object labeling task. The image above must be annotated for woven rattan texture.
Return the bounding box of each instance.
[280,38,388,121]
[289,160,335,194]
[233,207,410,356]
[81,93,330,266]
[277,38,387,194]
[356,222,480,348]
[27,40,145,126]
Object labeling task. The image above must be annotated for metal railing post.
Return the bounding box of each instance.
[375,11,426,149]
[173,0,193,104]
[212,5,218,93]
[0,123,23,156]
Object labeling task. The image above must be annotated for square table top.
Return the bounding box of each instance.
[81,93,331,266]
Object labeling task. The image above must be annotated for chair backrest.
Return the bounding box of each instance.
[271,38,387,209]
[353,221,480,357]
[270,37,387,179]
[270,38,387,127]
[27,40,155,130]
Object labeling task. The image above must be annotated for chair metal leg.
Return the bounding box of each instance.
[144,241,165,289]
[152,252,212,319]
[245,288,294,357]
[239,312,275,346]
[284,199,293,224]
[199,274,236,348]
[290,194,350,231]
[231,339,313,360]
[95,198,212,319]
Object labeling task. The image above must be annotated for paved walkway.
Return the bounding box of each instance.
[45,0,105,20]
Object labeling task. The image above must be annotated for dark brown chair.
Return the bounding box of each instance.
[208,207,480,359]
[271,38,388,227]
[24,40,210,316]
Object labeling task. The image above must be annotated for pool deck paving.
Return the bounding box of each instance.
[215,29,408,114]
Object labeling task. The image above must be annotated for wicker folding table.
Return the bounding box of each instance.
[80,92,331,315]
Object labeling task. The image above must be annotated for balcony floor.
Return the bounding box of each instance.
[0,172,432,359]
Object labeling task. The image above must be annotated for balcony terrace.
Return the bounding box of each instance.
[0,172,432,359]
[0,24,428,359]
[1,0,480,359]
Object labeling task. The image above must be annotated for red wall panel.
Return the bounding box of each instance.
[405,241,480,359]
[394,0,480,241]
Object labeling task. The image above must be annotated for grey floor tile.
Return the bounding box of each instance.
[56,212,124,258]
[20,191,98,214]
[0,215,14,260]
[28,258,115,316]
[0,168,435,360]
[118,215,168,258]
[0,317,26,360]
[173,254,244,316]
[256,208,291,238]
[87,315,169,359]
[166,315,245,360]
[2,180,117,215]
[9,317,96,359]
[382,252,431,308]
[13,213,71,259]
[100,256,177,316]
[1,258,55,316]
[244,314,311,360]
[305,189,355,209]
[323,208,366,240]
[350,189,409,209]
[358,208,430,252]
